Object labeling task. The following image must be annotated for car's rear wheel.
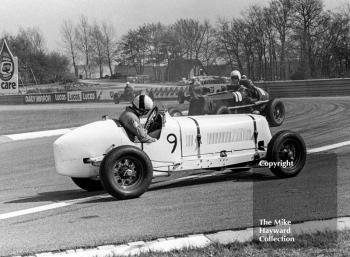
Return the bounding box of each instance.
[265,98,285,127]
[100,146,153,200]
[71,177,104,191]
[168,107,183,117]
[267,130,306,178]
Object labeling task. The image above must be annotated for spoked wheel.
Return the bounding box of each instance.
[113,157,143,188]
[267,130,306,178]
[265,98,285,127]
[100,146,153,200]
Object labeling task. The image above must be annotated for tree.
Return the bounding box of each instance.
[269,0,294,79]
[160,25,183,81]
[199,21,218,69]
[144,23,166,81]
[61,20,78,77]
[101,22,117,76]
[216,18,244,71]
[2,27,71,84]
[75,15,92,78]
[119,26,148,74]
[293,0,324,78]
[90,21,105,78]
[173,19,208,61]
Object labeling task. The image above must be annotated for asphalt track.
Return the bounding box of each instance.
[0,97,349,256]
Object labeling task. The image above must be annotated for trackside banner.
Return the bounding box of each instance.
[67,91,82,102]
[82,91,97,102]
[24,94,53,104]
[53,93,67,103]
[0,40,19,95]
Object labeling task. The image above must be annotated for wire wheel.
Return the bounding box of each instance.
[100,146,153,200]
[113,157,143,189]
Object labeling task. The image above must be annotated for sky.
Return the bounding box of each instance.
[0,0,346,51]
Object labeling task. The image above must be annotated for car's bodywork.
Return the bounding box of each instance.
[54,112,271,178]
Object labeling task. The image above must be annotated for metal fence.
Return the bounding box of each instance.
[255,78,350,98]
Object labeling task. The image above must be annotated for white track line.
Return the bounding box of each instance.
[307,140,350,153]
[0,194,110,220]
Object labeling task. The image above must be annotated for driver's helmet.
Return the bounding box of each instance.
[132,94,153,115]
[125,82,133,89]
[230,70,241,80]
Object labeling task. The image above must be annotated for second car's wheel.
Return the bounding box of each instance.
[216,106,231,114]
[71,177,104,191]
[266,130,306,178]
[178,94,185,104]
[168,108,183,117]
[100,146,153,200]
[114,95,120,104]
[265,98,285,127]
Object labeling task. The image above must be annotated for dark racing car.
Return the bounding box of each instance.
[169,80,285,127]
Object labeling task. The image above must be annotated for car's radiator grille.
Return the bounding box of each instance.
[186,135,194,147]
[207,129,253,144]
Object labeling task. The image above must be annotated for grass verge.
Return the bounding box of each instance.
[129,230,349,257]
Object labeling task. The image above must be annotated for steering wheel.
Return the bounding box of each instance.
[144,106,159,131]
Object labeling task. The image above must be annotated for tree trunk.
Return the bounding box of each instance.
[280,40,285,80]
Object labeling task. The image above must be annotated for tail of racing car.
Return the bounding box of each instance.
[53,119,133,178]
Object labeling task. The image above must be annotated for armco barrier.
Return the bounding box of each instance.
[255,78,350,98]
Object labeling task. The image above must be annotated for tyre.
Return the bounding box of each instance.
[265,98,285,127]
[71,177,104,191]
[266,130,306,178]
[178,93,185,104]
[168,108,183,117]
[113,95,120,104]
[100,146,153,200]
[216,106,231,114]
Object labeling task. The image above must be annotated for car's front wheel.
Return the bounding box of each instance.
[265,98,285,127]
[71,177,104,191]
[267,130,306,178]
[100,146,153,200]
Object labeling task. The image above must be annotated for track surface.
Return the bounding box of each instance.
[0,97,349,256]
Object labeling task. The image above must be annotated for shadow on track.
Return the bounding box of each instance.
[149,168,279,191]
[3,169,278,204]
[4,189,104,204]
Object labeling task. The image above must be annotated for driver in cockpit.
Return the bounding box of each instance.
[119,94,157,143]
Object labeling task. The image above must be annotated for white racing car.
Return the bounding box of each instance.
[53,107,306,200]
